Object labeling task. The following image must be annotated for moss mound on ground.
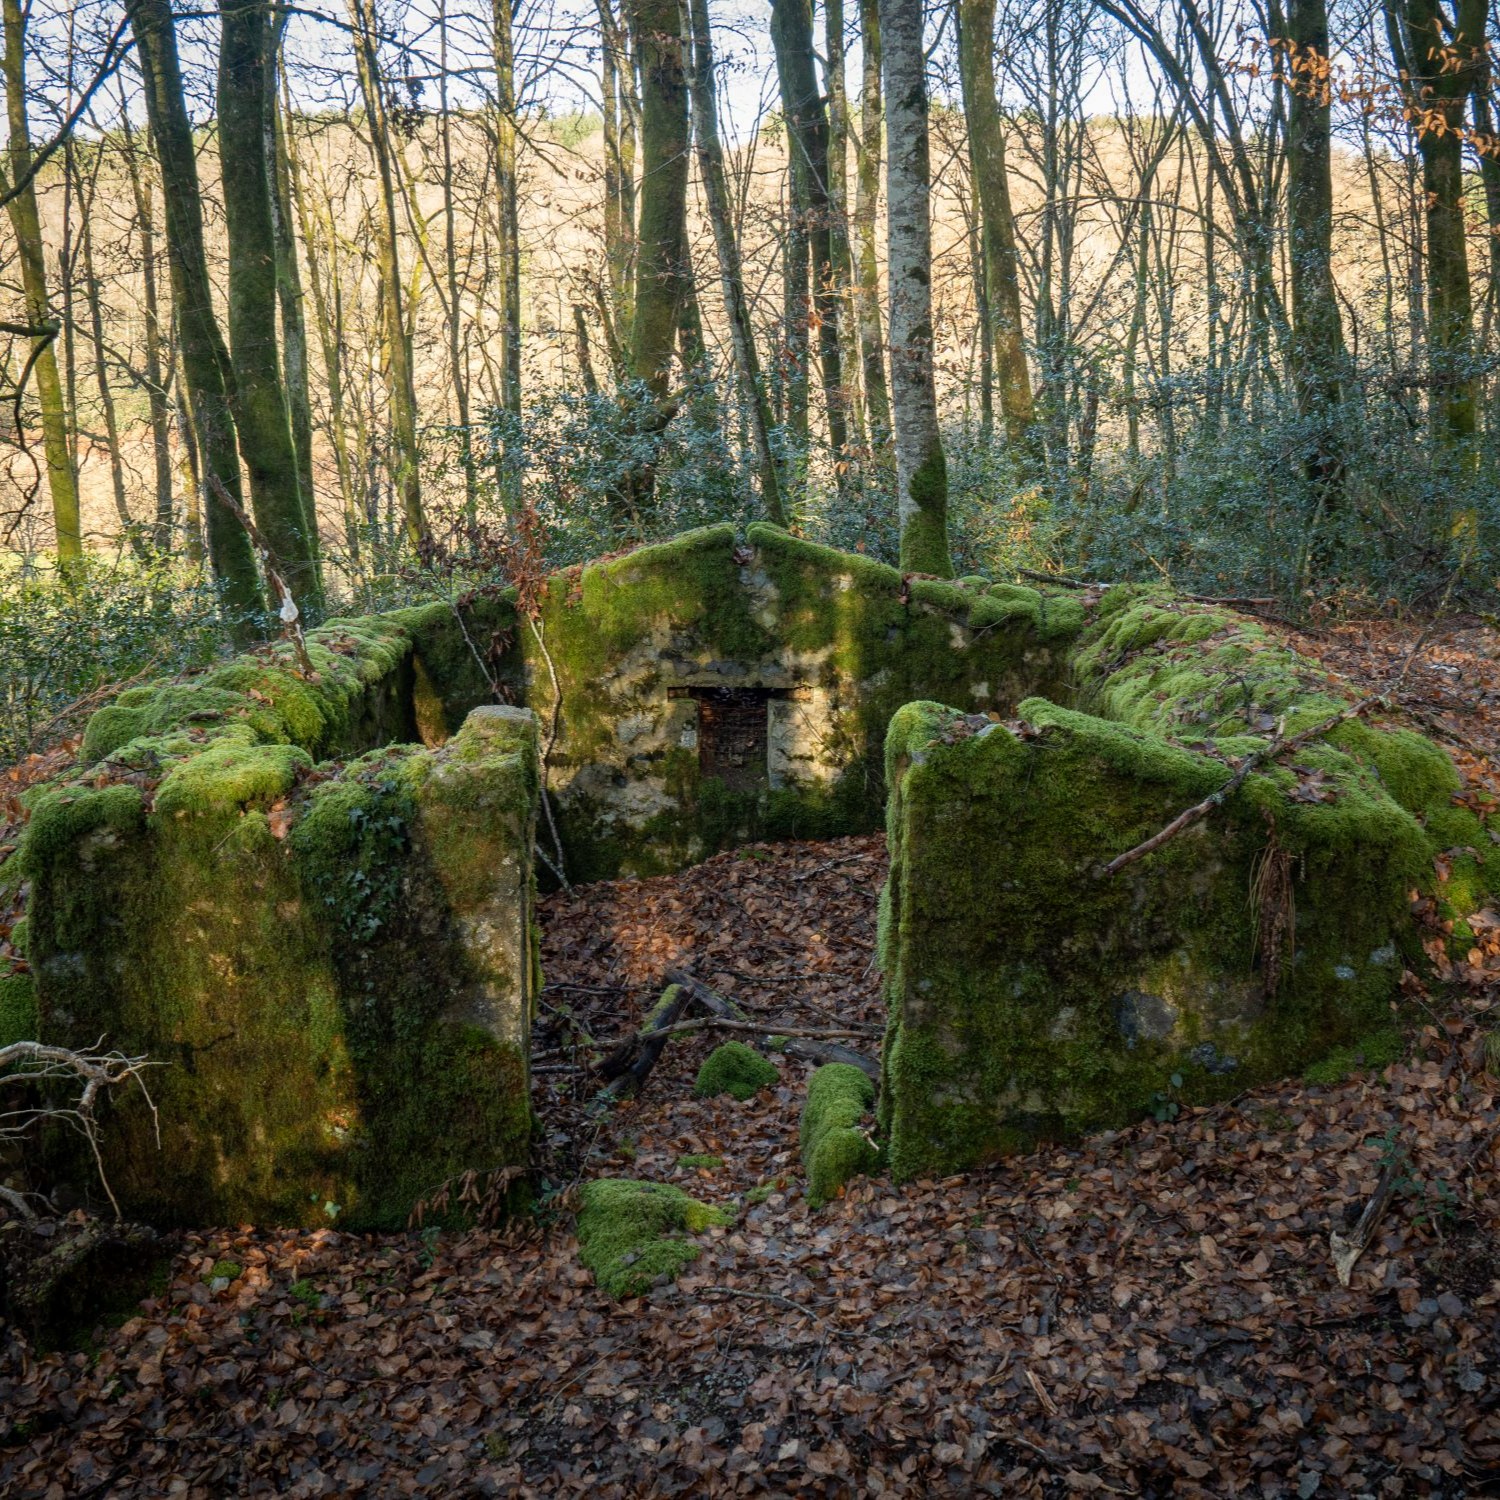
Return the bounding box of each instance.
[693,1041,779,1101]
[575,1179,732,1299]
[800,1064,878,1208]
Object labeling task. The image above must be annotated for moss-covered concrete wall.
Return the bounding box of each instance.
[519,523,1083,879]
[878,587,1493,1180]
[16,704,539,1229]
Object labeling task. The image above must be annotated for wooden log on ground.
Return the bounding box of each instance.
[595,983,693,1101]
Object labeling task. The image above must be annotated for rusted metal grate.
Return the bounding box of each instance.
[681,686,778,790]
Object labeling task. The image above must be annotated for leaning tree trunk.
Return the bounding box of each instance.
[879,0,952,576]
[218,0,321,613]
[1281,0,1347,541]
[771,0,849,490]
[0,0,82,561]
[124,0,264,629]
[683,0,785,522]
[956,0,1038,465]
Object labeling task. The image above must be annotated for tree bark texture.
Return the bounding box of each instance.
[218,0,321,611]
[1,0,82,560]
[124,0,264,627]
[879,0,952,576]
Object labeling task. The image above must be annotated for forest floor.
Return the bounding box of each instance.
[1,616,1499,1497]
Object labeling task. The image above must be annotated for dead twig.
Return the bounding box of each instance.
[1330,1159,1399,1287]
[0,1039,161,1220]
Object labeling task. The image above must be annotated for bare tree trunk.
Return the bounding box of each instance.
[0,0,82,561]
[283,113,361,558]
[118,109,176,551]
[268,17,319,576]
[125,0,264,629]
[435,0,477,518]
[1385,0,1482,445]
[824,0,866,448]
[771,0,849,489]
[682,0,786,522]
[77,164,146,558]
[1469,59,1500,429]
[598,0,639,341]
[628,0,690,403]
[218,0,321,612]
[1279,0,1347,541]
[492,0,522,417]
[853,0,893,459]
[349,0,427,549]
[956,0,1038,464]
[880,0,951,575]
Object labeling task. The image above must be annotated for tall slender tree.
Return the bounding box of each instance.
[771,0,849,488]
[955,0,1037,460]
[349,0,427,549]
[492,0,522,417]
[627,0,690,405]
[682,0,785,522]
[124,0,263,627]
[852,0,892,454]
[269,15,317,550]
[0,0,82,561]
[118,105,177,550]
[1276,0,1347,531]
[880,0,952,574]
[218,0,321,611]
[1385,0,1484,443]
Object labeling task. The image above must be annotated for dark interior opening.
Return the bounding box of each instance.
[671,685,786,791]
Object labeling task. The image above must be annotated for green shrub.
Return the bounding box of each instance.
[0,556,233,763]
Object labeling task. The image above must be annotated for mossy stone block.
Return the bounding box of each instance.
[575,1178,732,1299]
[878,695,1434,1181]
[800,1063,878,1208]
[23,706,542,1229]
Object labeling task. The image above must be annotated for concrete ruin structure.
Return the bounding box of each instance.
[5,525,1487,1222]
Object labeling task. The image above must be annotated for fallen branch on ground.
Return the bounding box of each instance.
[650,1017,879,1042]
[664,968,883,1079]
[594,984,695,1102]
[1330,1159,1399,1287]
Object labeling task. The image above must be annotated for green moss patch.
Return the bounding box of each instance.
[1304,1030,1405,1087]
[575,1178,732,1299]
[676,1153,725,1171]
[0,970,37,1048]
[800,1064,879,1208]
[693,1041,779,1101]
